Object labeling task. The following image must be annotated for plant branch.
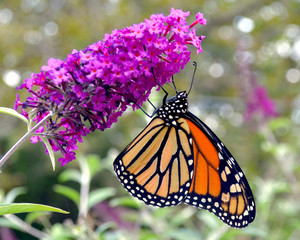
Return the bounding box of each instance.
[78,156,91,222]
[5,214,48,239]
[0,112,53,170]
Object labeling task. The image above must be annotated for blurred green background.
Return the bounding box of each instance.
[0,0,300,239]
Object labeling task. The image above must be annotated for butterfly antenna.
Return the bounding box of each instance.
[171,75,179,94]
[187,62,197,95]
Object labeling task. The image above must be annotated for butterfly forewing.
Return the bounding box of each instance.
[184,112,255,228]
[113,116,194,207]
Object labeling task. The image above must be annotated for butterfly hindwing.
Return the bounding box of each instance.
[113,116,194,207]
[184,112,255,228]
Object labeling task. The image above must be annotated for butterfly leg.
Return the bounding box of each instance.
[151,67,169,104]
[129,99,158,118]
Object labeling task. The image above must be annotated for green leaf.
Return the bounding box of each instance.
[40,136,56,171]
[27,108,38,130]
[170,208,196,227]
[0,203,69,216]
[58,169,81,183]
[198,211,220,229]
[96,222,116,234]
[110,197,140,209]
[53,185,80,206]
[88,188,116,210]
[86,154,102,178]
[269,117,291,131]
[25,211,50,225]
[46,223,75,240]
[4,187,27,204]
[0,107,29,125]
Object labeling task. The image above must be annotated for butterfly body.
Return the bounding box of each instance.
[114,90,255,228]
[156,91,188,121]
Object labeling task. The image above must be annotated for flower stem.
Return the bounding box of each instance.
[5,214,48,239]
[0,112,53,170]
[78,156,91,221]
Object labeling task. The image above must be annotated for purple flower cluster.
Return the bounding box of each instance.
[236,45,278,122]
[15,8,206,165]
[244,85,278,121]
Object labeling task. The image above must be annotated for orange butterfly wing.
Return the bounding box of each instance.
[184,112,255,228]
[114,117,194,207]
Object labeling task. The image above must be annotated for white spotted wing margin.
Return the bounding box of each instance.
[113,116,195,208]
[184,111,256,228]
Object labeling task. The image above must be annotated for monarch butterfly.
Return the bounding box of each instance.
[113,71,255,228]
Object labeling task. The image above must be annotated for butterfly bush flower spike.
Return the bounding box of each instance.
[244,86,278,121]
[15,8,206,166]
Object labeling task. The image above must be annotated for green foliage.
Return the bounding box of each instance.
[53,185,80,206]
[88,188,116,211]
[3,187,27,204]
[40,136,56,171]
[0,203,69,215]
[0,107,28,125]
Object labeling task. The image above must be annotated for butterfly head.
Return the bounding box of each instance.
[157,91,188,122]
